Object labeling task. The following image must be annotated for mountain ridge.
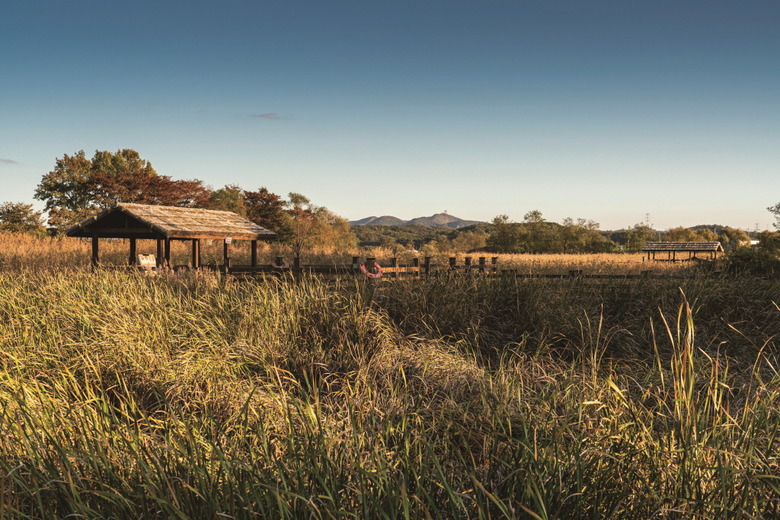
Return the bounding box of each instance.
[350,213,484,229]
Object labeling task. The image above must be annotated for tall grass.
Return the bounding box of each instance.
[0,243,779,517]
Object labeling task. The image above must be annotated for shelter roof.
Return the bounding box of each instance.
[642,242,723,252]
[65,203,275,240]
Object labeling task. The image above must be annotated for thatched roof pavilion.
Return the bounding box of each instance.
[66,203,275,269]
[642,242,724,261]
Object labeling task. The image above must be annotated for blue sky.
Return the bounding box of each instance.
[2,0,778,230]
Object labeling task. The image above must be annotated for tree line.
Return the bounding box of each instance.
[356,213,762,254]
[0,149,356,253]
[1,148,779,256]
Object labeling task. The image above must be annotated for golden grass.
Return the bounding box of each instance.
[0,231,777,518]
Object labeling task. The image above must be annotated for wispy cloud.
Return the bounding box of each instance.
[250,112,283,120]
[0,158,18,165]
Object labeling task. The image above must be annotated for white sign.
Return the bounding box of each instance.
[225,237,233,244]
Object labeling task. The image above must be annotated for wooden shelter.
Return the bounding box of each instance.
[65,203,275,269]
[642,242,724,261]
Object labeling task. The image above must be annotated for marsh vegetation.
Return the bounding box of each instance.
[0,234,779,518]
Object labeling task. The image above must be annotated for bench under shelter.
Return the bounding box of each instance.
[65,203,275,269]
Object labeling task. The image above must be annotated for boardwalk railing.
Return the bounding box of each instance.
[224,256,695,280]
[226,256,500,277]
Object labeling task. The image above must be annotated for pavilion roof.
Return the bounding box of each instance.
[642,242,723,252]
[65,203,275,240]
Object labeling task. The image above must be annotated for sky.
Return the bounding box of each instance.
[1,0,779,231]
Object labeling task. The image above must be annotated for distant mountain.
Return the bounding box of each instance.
[350,215,407,226]
[350,213,484,229]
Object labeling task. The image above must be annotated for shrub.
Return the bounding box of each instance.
[723,247,780,276]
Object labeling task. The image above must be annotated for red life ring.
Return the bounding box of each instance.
[360,261,383,279]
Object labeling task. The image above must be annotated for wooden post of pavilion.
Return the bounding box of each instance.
[156,240,164,268]
[163,238,172,269]
[91,236,99,268]
[129,238,137,265]
[251,240,258,269]
[223,237,232,274]
[191,239,201,269]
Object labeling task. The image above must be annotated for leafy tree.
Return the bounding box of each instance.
[35,149,212,230]
[624,223,658,252]
[352,225,455,248]
[664,227,699,242]
[283,193,356,257]
[0,202,46,235]
[34,151,97,230]
[697,228,719,242]
[244,187,289,235]
[769,202,780,230]
[664,227,720,243]
[312,207,357,252]
[718,227,750,249]
[486,215,525,253]
[209,185,247,216]
[757,230,780,254]
[523,210,558,253]
[379,236,398,250]
[560,217,604,253]
[451,230,488,252]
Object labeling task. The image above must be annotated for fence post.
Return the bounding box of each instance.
[449,257,457,270]
[412,257,420,277]
[478,257,485,273]
[464,256,472,273]
[424,257,431,276]
[293,256,301,274]
[276,255,285,267]
[391,257,398,279]
[366,257,378,279]
[491,257,498,274]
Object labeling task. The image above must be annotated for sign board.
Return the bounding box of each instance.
[137,254,156,267]
[225,237,233,244]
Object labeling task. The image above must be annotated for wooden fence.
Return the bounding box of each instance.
[223,256,690,280]
[225,256,499,277]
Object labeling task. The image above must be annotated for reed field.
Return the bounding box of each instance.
[1,233,779,518]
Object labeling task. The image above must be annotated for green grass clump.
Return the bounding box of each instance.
[0,269,778,518]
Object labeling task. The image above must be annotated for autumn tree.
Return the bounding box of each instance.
[35,149,212,230]
[0,202,46,235]
[282,192,356,257]
[243,187,289,236]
